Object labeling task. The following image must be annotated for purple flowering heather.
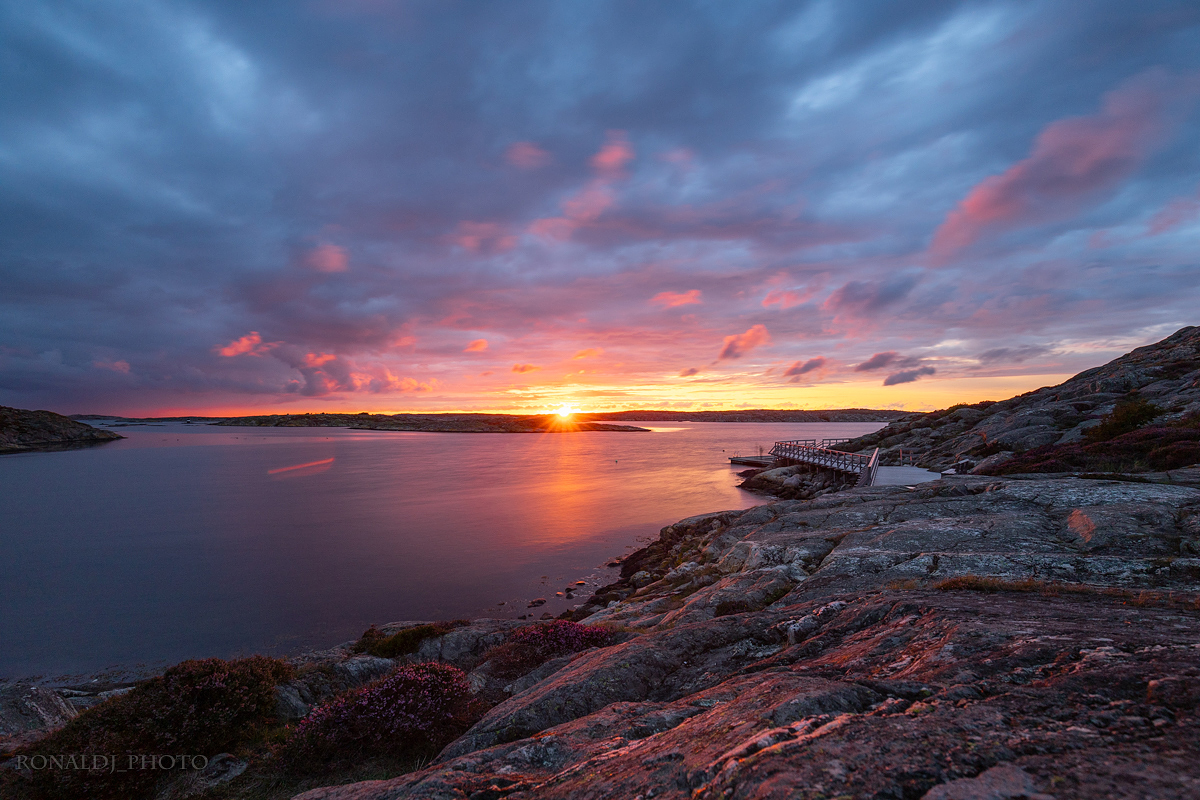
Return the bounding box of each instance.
[486,620,612,679]
[280,662,472,769]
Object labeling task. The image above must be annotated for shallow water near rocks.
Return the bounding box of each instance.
[0,420,883,676]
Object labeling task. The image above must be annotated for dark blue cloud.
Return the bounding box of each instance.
[1,1,1198,412]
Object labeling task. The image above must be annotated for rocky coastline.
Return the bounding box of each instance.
[4,467,1198,800]
[5,329,1200,799]
[0,406,122,453]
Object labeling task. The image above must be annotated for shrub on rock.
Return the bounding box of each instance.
[350,620,468,658]
[277,662,473,772]
[8,656,292,800]
[485,620,613,680]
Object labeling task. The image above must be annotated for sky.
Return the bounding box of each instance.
[2,0,1199,416]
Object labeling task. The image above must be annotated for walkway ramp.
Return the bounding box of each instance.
[768,440,940,488]
[871,466,941,486]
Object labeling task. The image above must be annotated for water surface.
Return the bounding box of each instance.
[0,421,883,676]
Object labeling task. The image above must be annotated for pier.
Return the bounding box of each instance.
[731,439,940,487]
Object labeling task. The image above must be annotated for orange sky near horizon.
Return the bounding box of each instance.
[125,371,1076,419]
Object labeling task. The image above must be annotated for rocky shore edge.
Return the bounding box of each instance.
[0,406,122,453]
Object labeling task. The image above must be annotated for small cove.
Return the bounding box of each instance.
[0,420,884,676]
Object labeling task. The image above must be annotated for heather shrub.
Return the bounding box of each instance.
[985,412,1200,475]
[351,620,468,658]
[277,662,472,772]
[8,656,292,800]
[1083,395,1160,443]
[485,620,613,680]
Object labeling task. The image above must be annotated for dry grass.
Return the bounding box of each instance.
[933,574,1200,610]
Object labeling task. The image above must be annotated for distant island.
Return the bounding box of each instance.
[580,408,909,423]
[207,412,649,433]
[65,408,912,433]
[0,406,122,453]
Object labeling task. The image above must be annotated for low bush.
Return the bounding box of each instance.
[982,411,1200,475]
[7,656,293,800]
[351,620,468,658]
[276,662,473,772]
[484,620,613,680]
[1084,395,1161,443]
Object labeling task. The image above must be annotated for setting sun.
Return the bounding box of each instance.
[556,405,576,418]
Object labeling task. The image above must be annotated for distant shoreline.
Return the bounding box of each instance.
[72,408,910,427]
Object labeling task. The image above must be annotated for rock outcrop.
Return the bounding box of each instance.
[0,406,122,453]
[293,472,1200,800]
[842,326,1200,472]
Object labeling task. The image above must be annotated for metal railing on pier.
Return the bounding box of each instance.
[768,440,882,487]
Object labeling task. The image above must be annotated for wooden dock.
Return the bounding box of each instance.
[732,440,938,488]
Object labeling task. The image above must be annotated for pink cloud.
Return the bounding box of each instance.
[512,363,539,373]
[651,289,702,307]
[303,352,336,367]
[505,141,551,169]
[718,324,771,360]
[464,339,488,352]
[784,357,826,380]
[452,221,517,253]
[678,367,699,377]
[529,184,616,241]
[527,131,635,242]
[931,70,1199,257]
[306,243,348,273]
[762,285,821,309]
[1147,192,1200,235]
[93,359,131,373]
[590,130,634,175]
[215,332,280,357]
[572,348,603,359]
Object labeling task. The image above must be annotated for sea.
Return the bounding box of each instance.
[0,420,885,677]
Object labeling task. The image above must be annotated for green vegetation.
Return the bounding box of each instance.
[350,620,468,658]
[1083,395,1161,443]
[982,409,1200,475]
[5,656,292,800]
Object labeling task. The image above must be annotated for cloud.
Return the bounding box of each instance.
[718,324,771,360]
[572,348,603,359]
[303,352,336,367]
[505,141,551,169]
[823,275,918,317]
[463,339,488,352]
[589,131,634,175]
[854,351,901,371]
[215,332,280,357]
[452,222,516,253]
[512,363,539,373]
[650,290,702,308]
[93,359,131,373]
[306,244,348,273]
[784,357,826,379]
[977,345,1051,364]
[884,366,936,385]
[762,288,816,309]
[678,367,699,377]
[1146,191,1200,236]
[932,69,1200,256]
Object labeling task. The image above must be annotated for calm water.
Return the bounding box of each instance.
[0,421,883,677]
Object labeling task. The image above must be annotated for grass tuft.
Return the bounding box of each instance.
[350,620,469,659]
